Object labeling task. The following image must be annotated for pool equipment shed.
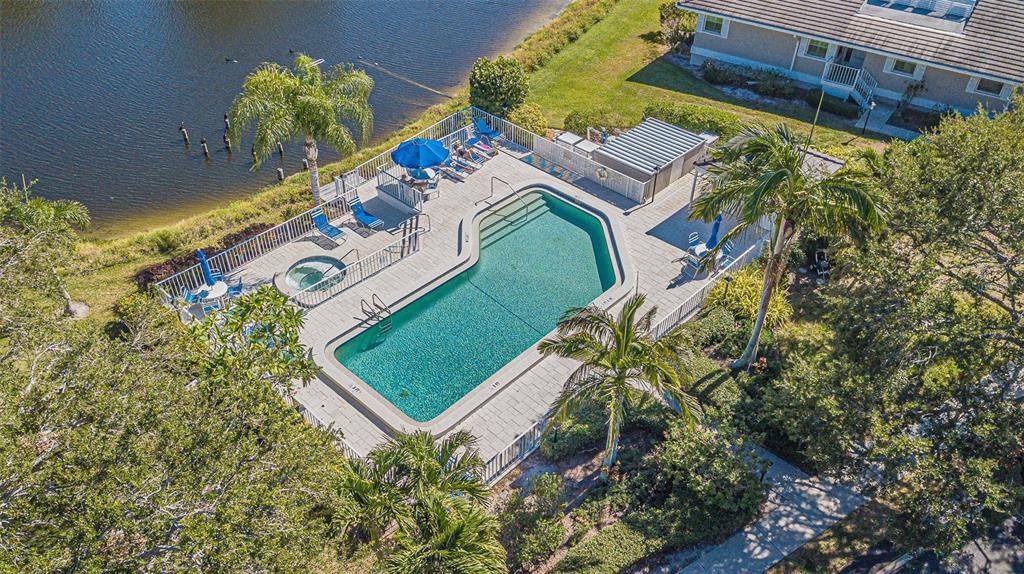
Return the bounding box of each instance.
[592,118,717,197]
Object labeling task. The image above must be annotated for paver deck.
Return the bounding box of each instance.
[224,150,761,458]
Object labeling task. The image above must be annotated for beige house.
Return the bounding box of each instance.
[676,0,1021,114]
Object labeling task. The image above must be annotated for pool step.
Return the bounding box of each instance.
[479,198,550,249]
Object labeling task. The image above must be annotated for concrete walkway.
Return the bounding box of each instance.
[678,450,864,574]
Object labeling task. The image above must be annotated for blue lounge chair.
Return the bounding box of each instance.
[685,255,702,278]
[311,208,345,244]
[348,197,384,230]
[474,118,501,140]
[227,281,244,297]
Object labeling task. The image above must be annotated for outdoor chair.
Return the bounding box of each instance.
[202,300,222,315]
[348,197,384,230]
[688,232,700,249]
[474,118,501,141]
[408,168,440,189]
[815,250,831,279]
[719,240,736,269]
[685,254,702,278]
[311,207,346,245]
[467,134,498,157]
[227,281,244,297]
[438,163,467,182]
[181,286,205,305]
[209,268,224,282]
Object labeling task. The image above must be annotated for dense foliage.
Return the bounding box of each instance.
[658,3,696,52]
[506,103,548,135]
[469,56,530,116]
[499,473,567,571]
[642,101,741,138]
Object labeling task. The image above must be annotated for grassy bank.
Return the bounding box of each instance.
[527,0,886,154]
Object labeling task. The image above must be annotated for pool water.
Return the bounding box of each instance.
[334,190,616,422]
[286,256,346,291]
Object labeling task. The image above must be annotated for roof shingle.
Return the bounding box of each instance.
[678,0,1024,82]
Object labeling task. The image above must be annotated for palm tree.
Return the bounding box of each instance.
[336,456,408,546]
[378,430,488,506]
[378,494,506,574]
[227,53,373,205]
[691,123,884,368]
[538,293,699,476]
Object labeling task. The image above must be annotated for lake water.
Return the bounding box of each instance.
[0,0,564,235]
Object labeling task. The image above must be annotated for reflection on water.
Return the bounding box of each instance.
[0,0,564,234]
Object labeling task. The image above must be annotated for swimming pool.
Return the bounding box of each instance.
[333,190,616,422]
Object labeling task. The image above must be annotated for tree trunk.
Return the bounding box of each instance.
[305,135,321,205]
[733,219,789,369]
[53,267,89,319]
[601,397,624,479]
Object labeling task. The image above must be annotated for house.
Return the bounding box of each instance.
[675,0,1022,115]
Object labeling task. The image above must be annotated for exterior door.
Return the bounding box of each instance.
[838,46,866,69]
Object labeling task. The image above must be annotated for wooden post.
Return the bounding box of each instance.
[276,168,285,181]
[277,141,284,155]
[201,138,209,157]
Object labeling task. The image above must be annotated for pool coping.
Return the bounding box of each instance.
[273,254,350,301]
[313,180,637,436]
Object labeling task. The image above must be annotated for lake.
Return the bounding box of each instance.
[0,0,565,235]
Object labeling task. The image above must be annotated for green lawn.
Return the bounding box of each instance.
[528,0,888,154]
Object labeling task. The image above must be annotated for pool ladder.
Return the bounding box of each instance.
[360,294,392,335]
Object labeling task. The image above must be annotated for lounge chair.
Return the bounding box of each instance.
[474,118,501,140]
[311,207,346,244]
[467,134,497,157]
[685,254,702,278]
[452,141,488,164]
[438,163,466,182]
[407,168,440,189]
[348,197,384,230]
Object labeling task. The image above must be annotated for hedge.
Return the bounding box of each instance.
[512,0,622,72]
[642,102,741,138]
[804,89,862,119]
[553,522,661,574]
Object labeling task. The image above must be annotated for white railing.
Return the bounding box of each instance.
[482,418,547,485]
[297,404,363,460]
[155,192,357,303]
[651,241,762,340]
[376,165,424,211]
[470,107,650,204]
[822,61,861,88]
[853,68,878,105]
[289,229,426,308]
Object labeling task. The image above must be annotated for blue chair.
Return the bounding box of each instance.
[720,241,736,269]
[688,232,700,249]
[181,286,204,304]
[474,118,501,140]
[227,281,244,297]
[348,198,384,230]
[202,301,221,315]
[686,255,702,278]
[311,208,345,244]
[209,268,225,282]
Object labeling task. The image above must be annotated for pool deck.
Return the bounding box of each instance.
[224,151,762,458]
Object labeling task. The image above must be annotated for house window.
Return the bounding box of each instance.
[803,39,829,60]
[972,78,1005,97]
[890,59,918,77]
[702,15,725,35]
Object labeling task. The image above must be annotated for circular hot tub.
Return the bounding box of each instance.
[285,256,347,292]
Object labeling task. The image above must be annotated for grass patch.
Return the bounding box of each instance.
[527,0,887,154]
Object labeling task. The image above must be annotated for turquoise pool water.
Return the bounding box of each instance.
[334,190,616,422]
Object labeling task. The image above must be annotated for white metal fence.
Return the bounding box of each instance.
[297,404,363,460]
[469,107,650,203]
[376,164,424,211]
[289,229,426,308]
[155,192,357,303]
[482,419,547,485]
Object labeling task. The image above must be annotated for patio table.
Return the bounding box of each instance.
[202,281,227,300]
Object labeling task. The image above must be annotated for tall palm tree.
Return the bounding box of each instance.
[227,53,373,205]
[691,123,884,368]
[538,293,699,476]
[378,494,506,574]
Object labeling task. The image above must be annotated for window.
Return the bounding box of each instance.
[972,78,1005,97]
[891,59,917,77]
[702,15,725,35]
[803,39,829,60]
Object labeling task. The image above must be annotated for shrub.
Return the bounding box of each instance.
[659,3,697,51]
[507,103,547,135]
[804,89,861,119]
[500,473,567,571]
[644,423,766,545]
[753,71,796,98]
[674,306,740,349]
[699,60,751,86]
[704,264,793,328]
[562,108,627,135]
[469,56,529,115]
[553,522,660,574]
[513,0,621,72]
[133,245,219,288]
[643,102,741,138]
[539,397,675,462]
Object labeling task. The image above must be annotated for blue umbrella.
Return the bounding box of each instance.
[390,138,450,169]
[196,249,216,287]
[705,214,723,249]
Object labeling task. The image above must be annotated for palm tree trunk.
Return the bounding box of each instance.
[733,218,789,368]
[601,397,624,478]
[305,135,321,205]
[53,267,88,318]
